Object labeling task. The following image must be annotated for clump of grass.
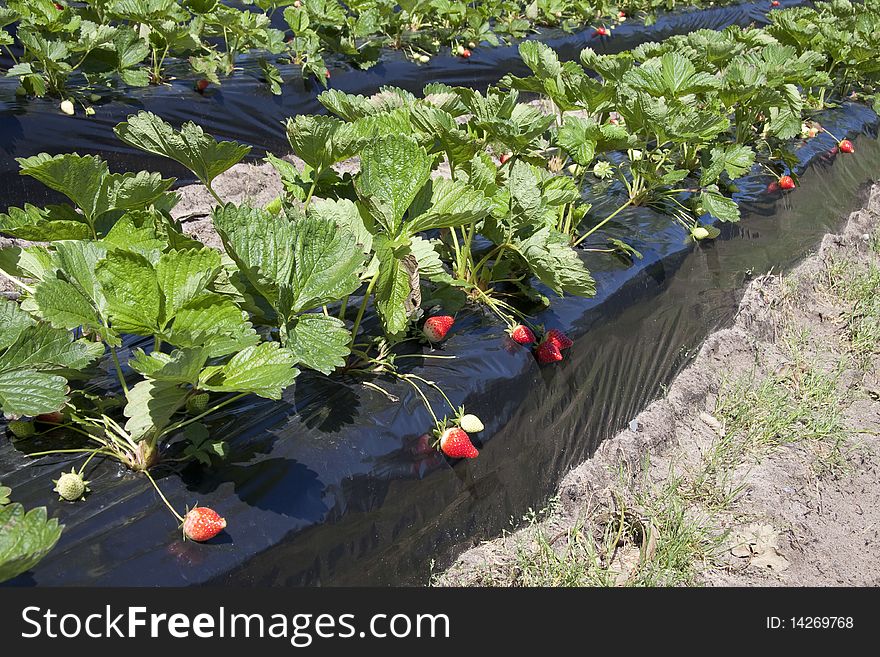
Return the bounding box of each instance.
[480,468,724,588]
[823,257,880,370]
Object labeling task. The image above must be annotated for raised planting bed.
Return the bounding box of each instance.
[1,0,879,585]
[0,0,808,207]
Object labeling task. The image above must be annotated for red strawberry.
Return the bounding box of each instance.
[545,328,573,350]
[508,324,536,345]
[439,427,479,459]
[325,70,331,79]
[423,315,454,342]
[594,27,609,37]
[766,181,780,193]
[36,411,64,424]
[182,507,227,542]
[618,11,626,17]
[53,2,63,9]
[778,175,795,190]
[839,139,854,154]
[195,79,209,92]
[499,152,512,164]
[461,48,471,58]
[535,340,563,364]
[771,0,780,6]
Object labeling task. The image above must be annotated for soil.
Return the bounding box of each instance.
[439,184,880,587]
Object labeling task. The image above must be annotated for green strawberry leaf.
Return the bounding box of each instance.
[123,378,189,440]
[212,204,296,307]
[700,187,741,223]
[199,343,299,399]
[96,249,161,334]
[556,117,598,166]
[284,313,351,375]
[155,248,222,321]
[355,135,431,236]
[374,240,418,337]
[406,178,492,234]
[701,144,755,186]
[0,503,63,584]
[16,153,107,221]
[129,347,210,386]
[308,198,373,255]
[0,323,104,373]
[282,214,365,314]
[102,210,168,256]
[164,294,259,358]
[114,111,250,189]
[0,299,35,351]
[0,204,92,241]
[33,278,106,337]
[284,114,357,170]
[514,228,596,297]
[0,370,68,417]
[410,235,451,283]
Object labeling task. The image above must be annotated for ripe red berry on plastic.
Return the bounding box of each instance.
[839,139,854,154]
[461,48,471,58]
[771,0,780,6]
[423,315,454,342]
[535,340,563,364]
[195,79,209,92]
[325,70,331,79]
[439,427,479,459]
[778,175,795,190]
[508,324,536,345]
[545,328,573,350]
[182,507,227,542]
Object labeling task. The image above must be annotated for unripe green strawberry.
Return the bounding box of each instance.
[186,393,210,415]
[8,420,36,438]
[53,469,89,502]
[459,414,484,433]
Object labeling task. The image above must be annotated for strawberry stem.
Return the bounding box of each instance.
[159,392,249,439]
[573,197,634,247]
[348,273,379,351]
[143,469,184,523]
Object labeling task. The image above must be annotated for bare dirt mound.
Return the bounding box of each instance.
[439,185,880,587]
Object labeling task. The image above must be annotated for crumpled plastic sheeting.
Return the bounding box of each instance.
[1,102,876,587]
[0,0,806,209]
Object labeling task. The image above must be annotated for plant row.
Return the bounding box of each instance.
[1,0,751,102]
[0,0,878,573]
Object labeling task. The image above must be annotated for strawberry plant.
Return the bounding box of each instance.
[0,1,796,99]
